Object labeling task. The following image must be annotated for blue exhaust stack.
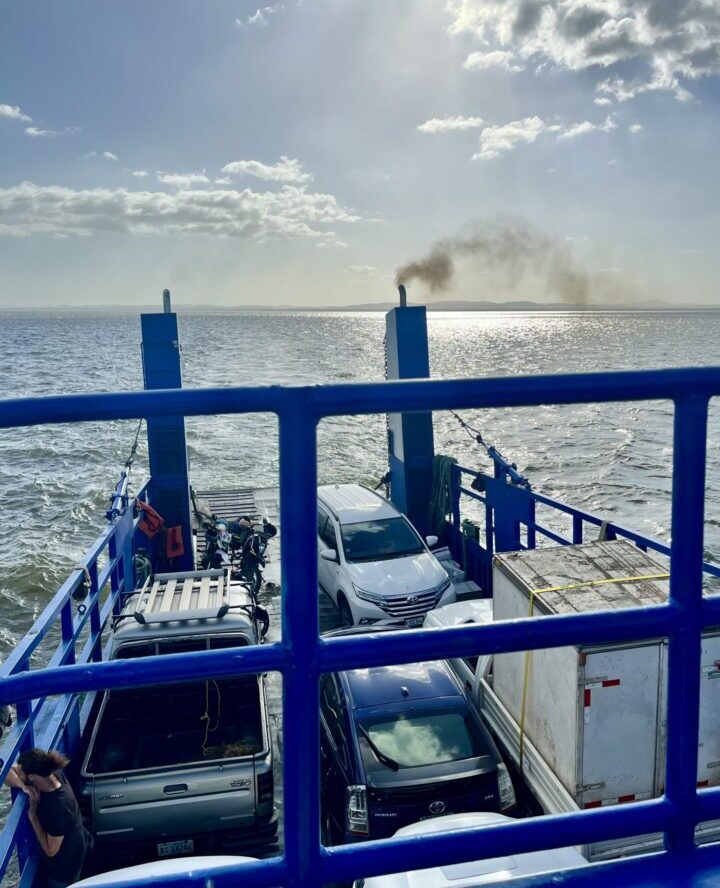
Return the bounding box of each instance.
[385,285,435,536]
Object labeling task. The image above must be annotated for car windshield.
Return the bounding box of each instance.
[358,710,489,771]
[341,517,424,562]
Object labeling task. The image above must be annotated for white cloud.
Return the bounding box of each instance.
[0,103,32,123]
[64,125,82,134]
[557,120,596,140]
[235,4,283,27]
[83,151,97,159]
[629,123,644,133]
[345,265,378,275]
[473,115,545,159]
[156,171,211,188]
[131,170,149,178]
[222,156,312,184]
[102,151,119,161]
[0,181,360,243]
[463,49,524,71]
[473,112,618,159]
[446,0,720,102]
[417,115,484,133]
[25,126,57,138]
[593,97,613,106]
[215,176,232,185]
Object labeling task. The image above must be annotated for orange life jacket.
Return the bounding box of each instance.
[137,500,165,539]
[166,525,185,560]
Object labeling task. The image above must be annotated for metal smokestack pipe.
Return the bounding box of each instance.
[163,289,172,313]
[398,284,407,308]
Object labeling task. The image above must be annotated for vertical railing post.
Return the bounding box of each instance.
[278,392,321,886]
[573,514,583,545]
[664,395,708,850]
[526,498,537,550]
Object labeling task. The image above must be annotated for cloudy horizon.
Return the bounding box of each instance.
[2,1,720,307]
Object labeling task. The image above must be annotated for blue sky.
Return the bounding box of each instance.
[1,0,719,306]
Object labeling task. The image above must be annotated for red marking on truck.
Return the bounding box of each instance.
[602,679,620,687]
[698,780,710,788]
[584,689,592,707]
[618,794,636,804]
[584,800,602,809]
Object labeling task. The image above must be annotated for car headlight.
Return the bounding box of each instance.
[435,576,451,596]
[352,584,386,605]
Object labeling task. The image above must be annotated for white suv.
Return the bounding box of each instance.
[317,484,456,627]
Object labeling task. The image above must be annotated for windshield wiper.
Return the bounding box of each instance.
[358,725,400,771]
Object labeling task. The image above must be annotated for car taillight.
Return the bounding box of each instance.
[497,763,516,812]
[345,785,369,836]
[257,769,273,805]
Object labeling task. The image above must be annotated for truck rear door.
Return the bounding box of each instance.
[580,643,661,808]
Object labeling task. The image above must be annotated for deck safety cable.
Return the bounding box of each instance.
[517,571,671,773]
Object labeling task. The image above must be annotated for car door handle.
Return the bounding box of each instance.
[163,784,188,795]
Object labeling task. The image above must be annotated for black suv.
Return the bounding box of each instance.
[320,655,516,844]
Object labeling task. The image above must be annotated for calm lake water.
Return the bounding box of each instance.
[1,309,720,659]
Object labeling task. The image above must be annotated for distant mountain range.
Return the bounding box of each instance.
[4,298,720,312]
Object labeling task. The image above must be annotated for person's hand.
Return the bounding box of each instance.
[27,787,39,814]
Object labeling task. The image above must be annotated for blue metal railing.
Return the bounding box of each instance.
[0,477,147,883]
[0,367,719,887]
[448,463,720,595]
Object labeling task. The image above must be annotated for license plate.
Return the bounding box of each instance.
[157,839,194,858]
[405,616,424,628]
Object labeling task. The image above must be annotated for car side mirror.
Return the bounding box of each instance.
[320,548,338,562]
[426,535,439,548]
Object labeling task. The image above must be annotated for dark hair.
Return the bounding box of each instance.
[18,749,70,778]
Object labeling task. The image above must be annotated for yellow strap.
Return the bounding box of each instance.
[517,571,669,773]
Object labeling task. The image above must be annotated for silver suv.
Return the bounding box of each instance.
[317,484,456,627]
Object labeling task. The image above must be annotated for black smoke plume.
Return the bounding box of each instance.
[395,217,592,304]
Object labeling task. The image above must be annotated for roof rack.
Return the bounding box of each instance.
[122,569,231,626]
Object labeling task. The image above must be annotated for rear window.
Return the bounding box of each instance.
[341,517,424,563]
[358,710,490,771]
[87,677,262,773]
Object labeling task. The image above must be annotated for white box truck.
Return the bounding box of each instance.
[430,540,720,861]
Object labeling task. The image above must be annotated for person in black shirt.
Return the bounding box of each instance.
[4,749,88,888]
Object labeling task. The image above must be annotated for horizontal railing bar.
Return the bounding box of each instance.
[0,643,290,707]
[0,603,682,707]
[0,386,286,429]
[695,786,720,822]
[526,522,572,546]
[1,368,720,433]
[321,798,674,885]
[457,468,720,579]
[701,596,720,625]
[458,485,485,504]
[319,605,679,672]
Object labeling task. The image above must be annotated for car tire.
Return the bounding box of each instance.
[338,594,354,627]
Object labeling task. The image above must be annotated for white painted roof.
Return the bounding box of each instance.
[358,813,588,887]
[318,483,397,525]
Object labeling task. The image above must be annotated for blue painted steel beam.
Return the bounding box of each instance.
[321,798,673,885]
[0,603,680,707]
[1,367,720,431]
[141,312,193,570]
[664,396,708,849]
[278,397,322,886]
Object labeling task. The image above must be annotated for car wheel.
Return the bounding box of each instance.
[338,595,354,627]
